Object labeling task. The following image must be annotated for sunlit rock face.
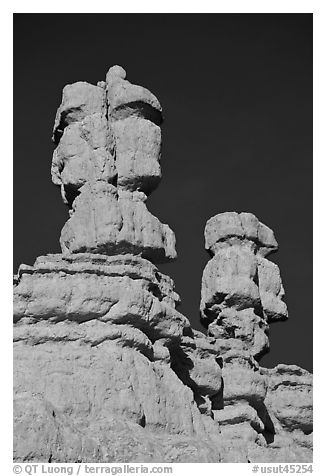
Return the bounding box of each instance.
[14,67,312,463]
[201,211,288,358]
[200,211,312,462]
[14,253,224,463]
[51,66,172,263]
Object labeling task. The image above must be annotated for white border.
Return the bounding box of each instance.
[2,2,324,474]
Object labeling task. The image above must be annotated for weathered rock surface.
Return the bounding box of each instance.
[59,184,176,262]
[14,248,226,462]
[262,364,313,435]
[201,212,288,339]
[52,113,116,201]
[205,211,279,258]
[14,68,312,463]
[51,66,172,262]
[14,254,186,341]
[14,255,225,462]
[112,118,162,193]
[200,211,312,462]
[53,81,106,144]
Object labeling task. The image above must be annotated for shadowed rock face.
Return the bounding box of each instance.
[14,67,312,463]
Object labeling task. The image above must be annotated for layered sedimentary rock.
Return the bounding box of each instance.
[14,67,312,463]
[14,66,223,462]
[14,255,227,461]
[201,212,312,461]
[201,212,288,351]
[51,65,174,262]
[14,254,224,462]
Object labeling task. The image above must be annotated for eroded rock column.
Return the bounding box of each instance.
[200,212,288,449]
[52,65,175,262]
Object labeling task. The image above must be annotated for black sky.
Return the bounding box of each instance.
[13,14,312,371]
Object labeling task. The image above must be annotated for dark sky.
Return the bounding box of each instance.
[14,14,312,371]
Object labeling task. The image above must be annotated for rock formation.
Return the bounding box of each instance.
[13,66,312,463]
[51,65,175,262]
[200,211,312,461]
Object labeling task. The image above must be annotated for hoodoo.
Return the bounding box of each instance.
[13,67,312,463]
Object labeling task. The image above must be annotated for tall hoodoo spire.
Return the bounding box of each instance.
[200,211,293,447]
[51,65,174,262]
